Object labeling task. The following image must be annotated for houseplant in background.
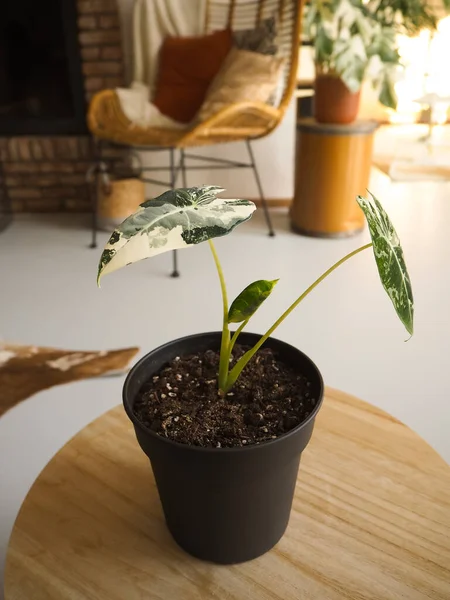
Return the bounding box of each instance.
[304,0,449,124]
[369,0,450,35]
[97,185,413,564]
[304,0,401,123]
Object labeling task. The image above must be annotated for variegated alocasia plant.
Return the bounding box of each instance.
[96,186,255,281]
[97,186,413,394]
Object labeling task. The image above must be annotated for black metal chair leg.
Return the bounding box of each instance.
[0,159,13,233]
[87,164,99,249]
[89,186,98,248]
[87,139,104,249]
[246,139,275,237]
[171,248,180,278]
[180,149,187,187]
[169,147,180,277]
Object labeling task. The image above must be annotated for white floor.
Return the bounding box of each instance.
[1,166,450,595]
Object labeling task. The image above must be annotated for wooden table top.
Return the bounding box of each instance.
[5,388,450,600]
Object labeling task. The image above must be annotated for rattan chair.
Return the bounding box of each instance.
[87,0,304,275]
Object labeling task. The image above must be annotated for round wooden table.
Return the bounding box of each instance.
[5,389,450,600]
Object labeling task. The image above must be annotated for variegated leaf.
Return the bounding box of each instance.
[228,279,279,323]
[357,193,414,336]
[97,186,256,284]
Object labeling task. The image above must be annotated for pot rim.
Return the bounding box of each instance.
[123,331,324,455]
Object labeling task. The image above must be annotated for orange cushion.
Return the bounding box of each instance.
[153,28,232,124]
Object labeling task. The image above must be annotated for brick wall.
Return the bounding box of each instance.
[0,138,92,213]
[77,0,125,103]
[0,0,125,213]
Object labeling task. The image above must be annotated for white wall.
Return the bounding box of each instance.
[115,0,296,200]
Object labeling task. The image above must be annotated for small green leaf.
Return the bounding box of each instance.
[357,193,414,336]
[228,279,279,323]
[378,71,397,109]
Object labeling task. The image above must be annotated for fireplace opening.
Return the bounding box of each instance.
[0,0,87,135]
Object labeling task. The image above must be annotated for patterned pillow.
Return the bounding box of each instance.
[233,16,278,56]
[198,48,285,121]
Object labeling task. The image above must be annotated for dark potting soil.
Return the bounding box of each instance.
[134,345,317,448]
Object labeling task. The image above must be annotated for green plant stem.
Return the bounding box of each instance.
[229,319,248,355]
[216,319,249,388]
[224,242,373,392]
[208,240,230,392]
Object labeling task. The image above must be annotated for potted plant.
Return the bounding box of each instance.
[97,185,413,564]
[304,0,401,123]
[304,0,449,124]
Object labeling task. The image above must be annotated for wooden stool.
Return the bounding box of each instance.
[291,119,378,237]
[5,388,450,599]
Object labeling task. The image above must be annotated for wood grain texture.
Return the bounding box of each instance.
[5,388,450,600]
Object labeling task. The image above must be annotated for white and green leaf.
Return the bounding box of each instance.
[357,193,414,336]
[97,186,256,284]
[377,69,398,109]
[304,0,403,109]
[228,279,279,323]
[334,0,359,30]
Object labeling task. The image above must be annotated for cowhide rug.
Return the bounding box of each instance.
[0,342,139,418]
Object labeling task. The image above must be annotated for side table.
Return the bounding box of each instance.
[5,388,450,600]
[291,119,378,237]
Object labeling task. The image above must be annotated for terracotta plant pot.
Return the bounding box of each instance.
[123,331,324,564]
[314,74,361,124]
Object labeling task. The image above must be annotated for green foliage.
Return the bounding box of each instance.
[378,73,398,111]
[304,0,449,109]
[369,0,442,35]
[357,193,414,336]
[97,185,414,394]
[228,280,279,323]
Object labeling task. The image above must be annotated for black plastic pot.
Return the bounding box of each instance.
[123,332,324,564]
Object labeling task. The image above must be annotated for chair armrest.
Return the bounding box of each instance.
[87,90,184,147]
[87,90,124,139]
